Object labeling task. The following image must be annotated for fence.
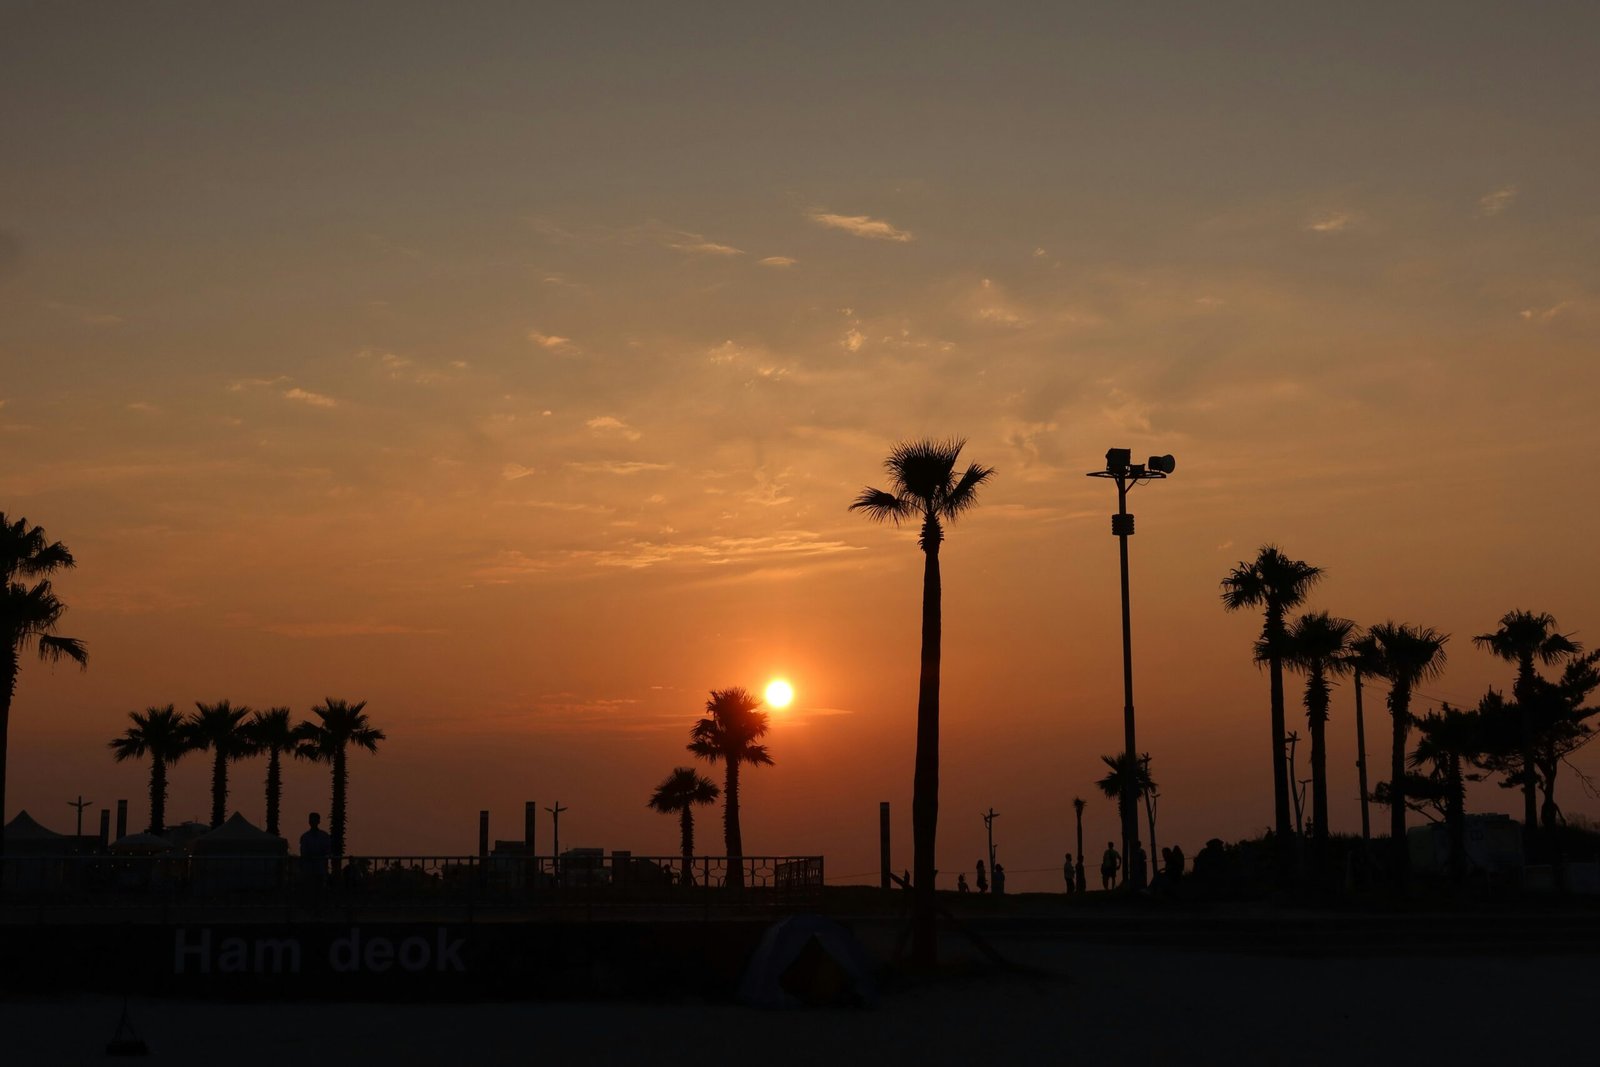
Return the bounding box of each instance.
[0,852,825,913]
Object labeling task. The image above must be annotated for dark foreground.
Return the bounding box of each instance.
[3,914,1598,1066]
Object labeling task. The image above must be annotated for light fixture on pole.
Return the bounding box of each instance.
[1087,449,1174,890]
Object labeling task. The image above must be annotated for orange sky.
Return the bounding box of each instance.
[4,3,1599,890]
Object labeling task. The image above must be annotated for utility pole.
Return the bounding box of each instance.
[546,801,567,884]
[67,795,94,840]
[982,808,1000,875]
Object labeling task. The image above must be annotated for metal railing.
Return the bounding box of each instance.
[0,852,824,913]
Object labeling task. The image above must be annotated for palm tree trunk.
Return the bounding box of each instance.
[1309,706,1329,870]
[151,756,167,836]
[331,746,347,859]
[265,748,282,837]
[1266,611,1292,851]
[211,750,226,827]
[0,647,16,886]
[680,806,694,884]
[724,757,743,889]
[1516,658,1538,854]
[1390,685,1410,883]
[911,533,942,965]
[1354,671,1371,845]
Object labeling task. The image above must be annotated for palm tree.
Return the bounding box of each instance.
[1072,796,1087,892]
[244,706,296,836]
[647,766,720,885]
[295,698,384,859]
[108,705,192,836]
[1282,611,1355,874]
[687,687,773,890]
[1344,631,1384,848]
[1096,752,1155,881]
[1472,610,1582,849]
[1367,621,1449,882]
[1410,703,1483,881]
[1,514,88,877]
[1220,545,1323,861]
[187,700,257,827]
[850,437,994,963]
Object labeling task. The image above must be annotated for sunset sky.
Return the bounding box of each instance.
[5,3,1599,890]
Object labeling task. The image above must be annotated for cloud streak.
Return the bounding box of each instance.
[808,210,913,242]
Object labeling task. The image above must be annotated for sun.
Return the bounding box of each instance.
[764,679,794,709]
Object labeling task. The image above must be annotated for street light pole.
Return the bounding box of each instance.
[1087,449,1174,891]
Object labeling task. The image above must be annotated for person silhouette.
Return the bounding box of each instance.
[975,858,988,894]
[1132,842,1148,889]
[991,862,1006,895]
[1063,853,1076,893]
[300,811,331,888]
[957,872,970,894]
[1101,841,1121,890]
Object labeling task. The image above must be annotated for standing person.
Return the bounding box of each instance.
[299,811,331,888]
[992,863,1006,896]
[975,858,988,894]
[1101,841,1121,890]
[957,873,970,894]
[1132,843,1148,890]
[1063,853,1076,893]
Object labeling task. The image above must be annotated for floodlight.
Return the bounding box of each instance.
[1105,447,1131,471]
[1148,454,1176,475]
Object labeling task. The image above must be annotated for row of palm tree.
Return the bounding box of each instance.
[647,686,774,889]
[1222,544,1595,882]
[107,698,384,856]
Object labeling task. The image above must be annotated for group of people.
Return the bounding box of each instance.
[955,858,1006,895]
[1064,840,1186,892]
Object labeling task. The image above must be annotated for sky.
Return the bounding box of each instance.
[4,2,1599,891]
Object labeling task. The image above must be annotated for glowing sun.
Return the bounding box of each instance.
[764,679,794,709]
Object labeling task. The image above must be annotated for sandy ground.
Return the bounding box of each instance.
[3,928,1597,1066]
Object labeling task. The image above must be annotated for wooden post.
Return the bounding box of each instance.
[879,802,891,890]
[524,800,537,893]
[478,810,489,890]
[97,809,110,851]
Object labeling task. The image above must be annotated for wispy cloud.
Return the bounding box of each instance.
[585,415,642,441]
[228,376,291,393]
[1478,185,1517,217]
[1519,301,1569,323]
[501,462,537,480]
[1305,211,1353,233]
[566,460,671,475]
[528,330,575,352]
[808,210,913,242]
[759,256,797,267]
[667,233,743,256]
[284,387,338,409]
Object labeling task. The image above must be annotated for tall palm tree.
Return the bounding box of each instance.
[187,700,257,828]
[1220,545,1322,861]
[1344,631,1384,848]
[647,766,720,884]
[850,437,993,963]
[244,707,297,837]
[0,514,88,876]
[687,687,773,890]
[1410,703,1483,881]
[1282,611,1355,874]
[1367,621,1449,882]
[295,698,384,859]
[1096,751,1155,881]
[108,704,192,836]
[1472,610,1581,848]
[1072,796,1087,892]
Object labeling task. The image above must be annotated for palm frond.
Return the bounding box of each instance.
[36,633,88,667]
[848,487,911,523]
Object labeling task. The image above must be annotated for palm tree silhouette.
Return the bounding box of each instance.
[295,698,385,859]
[1072,796,1087,892]
[647,766,720,885]
[1343,631,1384,849]
[0,514,88,877]
[688,687,773,890]
[1472,610,1582,849]
[109,705,192,836]
[188,700,257,828]
[850,437,993,962]
[1095,751,1155,877]
[1221,545,1322,862]
[244,706,297,837]
[1282,611,1355,875]
[1366,621,1449,882]
[1410,703,1483,881]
